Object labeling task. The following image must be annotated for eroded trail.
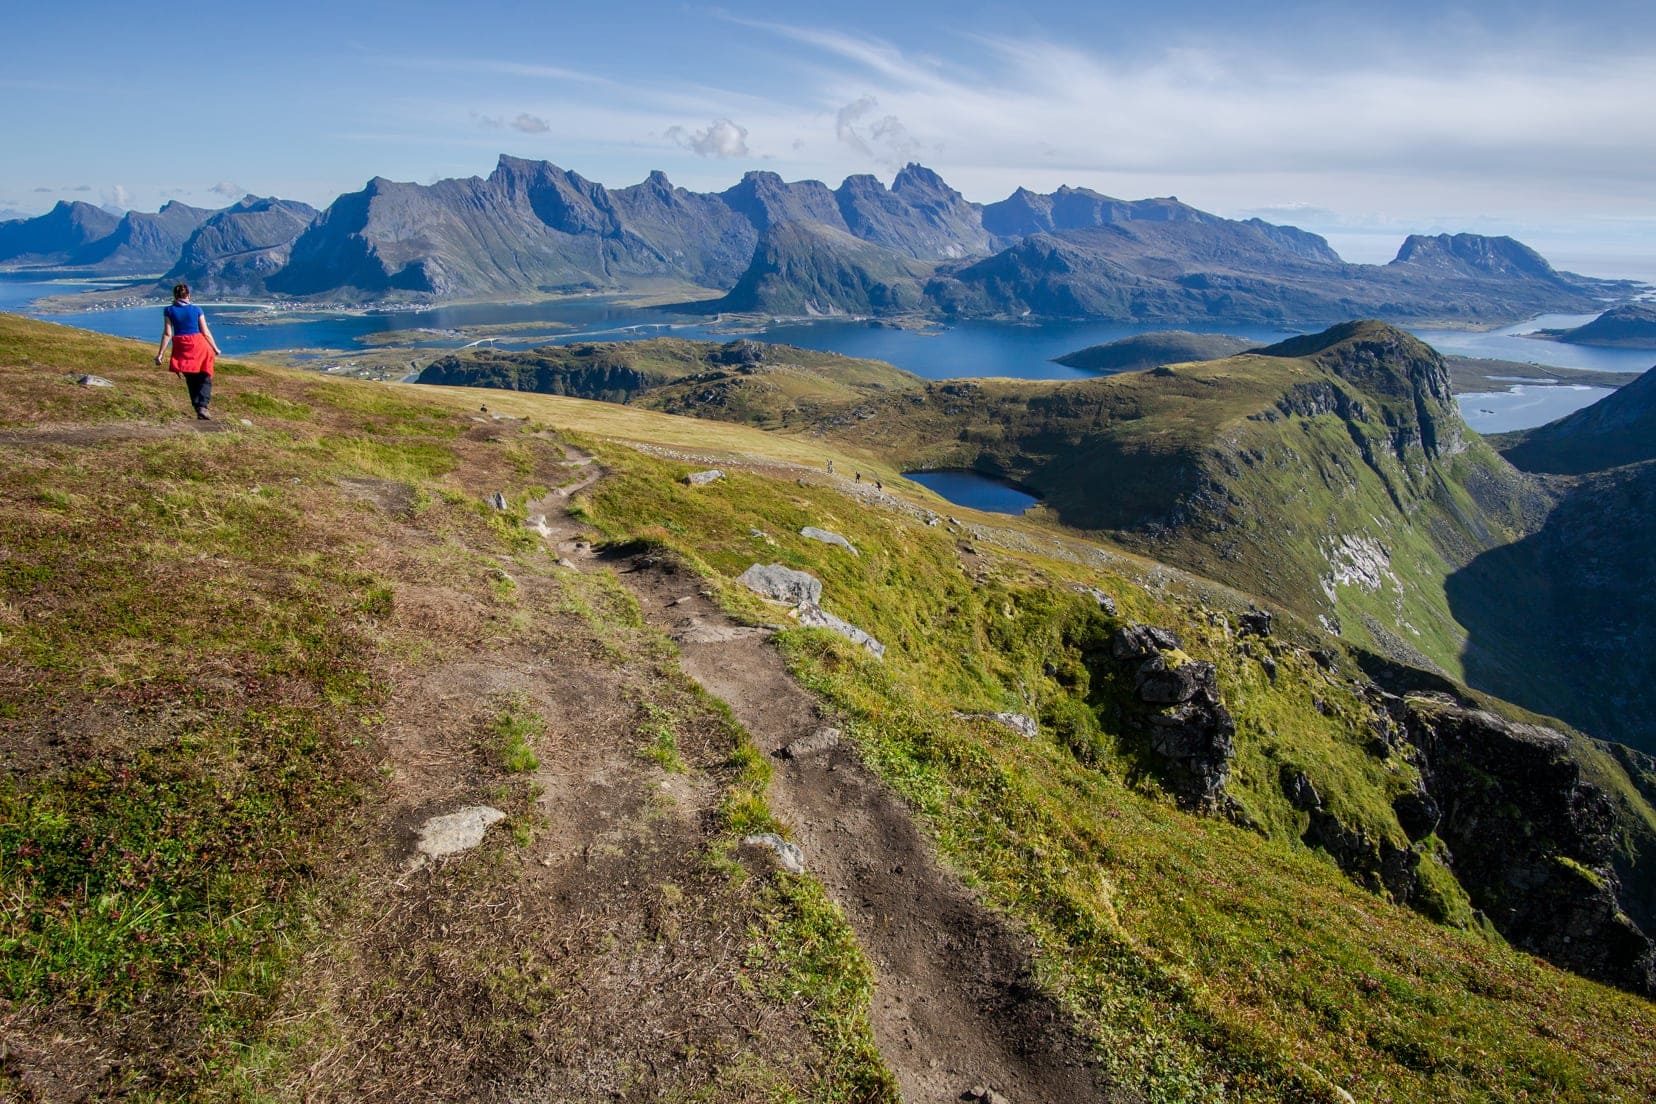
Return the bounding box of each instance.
[535,449,1116,1104]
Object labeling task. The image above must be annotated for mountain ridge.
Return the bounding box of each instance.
[6,157,1638,324]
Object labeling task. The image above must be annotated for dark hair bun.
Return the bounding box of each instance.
[172,283,190,301]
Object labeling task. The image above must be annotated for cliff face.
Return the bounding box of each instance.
[1399,700,1655,996]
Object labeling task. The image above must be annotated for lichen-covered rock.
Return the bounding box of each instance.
[738,563,822,606]
[800,526,858,555]
[1110,623,1182,660]
[795,601,885,659]
[414,805,507,862]
[683,469,725,486]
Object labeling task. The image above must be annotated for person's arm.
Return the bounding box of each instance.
[154,317,173,364]
[200,313,223,356]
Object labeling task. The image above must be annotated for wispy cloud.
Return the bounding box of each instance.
[209,181,244,198]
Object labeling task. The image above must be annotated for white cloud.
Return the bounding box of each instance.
[101,184,129,209]
[833,96,923,168]
[210,181,244,198]
[512,113,550,134]
[665,118,750,159]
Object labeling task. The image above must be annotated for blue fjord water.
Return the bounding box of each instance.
[5,277,1648,441]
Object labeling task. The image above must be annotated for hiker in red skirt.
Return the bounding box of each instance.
[154,282,223,420]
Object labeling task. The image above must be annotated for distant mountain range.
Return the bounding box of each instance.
[0,157,1641,324]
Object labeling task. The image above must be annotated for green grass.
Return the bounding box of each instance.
[0,313,899,1100]
[494,706,543,773]
[573,437,1656,1104]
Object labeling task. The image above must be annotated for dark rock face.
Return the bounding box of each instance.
[1106,625,1236,812]
[1303,809,1423,906]
[1400,700,1656,997]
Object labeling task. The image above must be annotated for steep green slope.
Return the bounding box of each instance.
[416,336,922,429]
[570,436,1656,1101]
[806,322,1544,681]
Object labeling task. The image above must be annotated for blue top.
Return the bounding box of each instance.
[165,302,203,335]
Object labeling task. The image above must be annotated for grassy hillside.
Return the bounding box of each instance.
[417,335,922,430]
[794,323,1544,682]
[3,314,1654,1102]
[0,316,894,1101]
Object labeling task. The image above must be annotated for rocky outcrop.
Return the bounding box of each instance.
[1399,700,1656,996]
[738,563,822,606]
[1108,624,1237,813]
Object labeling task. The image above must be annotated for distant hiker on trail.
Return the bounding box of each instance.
[154,283,221,420]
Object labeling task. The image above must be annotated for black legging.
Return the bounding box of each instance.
[182,371,212,411]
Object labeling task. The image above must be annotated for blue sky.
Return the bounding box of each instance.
[5,0,1655,273]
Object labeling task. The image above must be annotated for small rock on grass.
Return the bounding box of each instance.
[800,526,858,555]
[683,469,725,486]
[415,805,506,861]
[489,491,508,510]
[77,374,115,388]
[743,832,805,874]
[954,712,1038,739]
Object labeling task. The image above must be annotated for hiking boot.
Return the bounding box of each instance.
[196,408,212,421]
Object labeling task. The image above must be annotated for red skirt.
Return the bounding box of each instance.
[169,332,215,377]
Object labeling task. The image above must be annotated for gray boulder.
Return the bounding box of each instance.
[779,727,842,760]
[738,563,822,606]
[684,469,725,486]
[77,374,115,388]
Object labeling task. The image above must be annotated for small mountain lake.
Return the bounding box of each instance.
[906,470,1041,515]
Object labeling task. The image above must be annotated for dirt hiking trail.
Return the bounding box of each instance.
[533,447,1120,1104]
